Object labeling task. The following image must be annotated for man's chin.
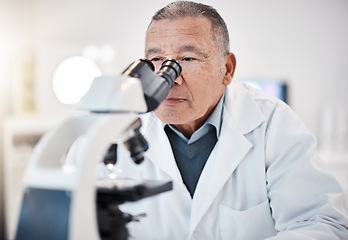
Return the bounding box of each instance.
[154,111,181,124]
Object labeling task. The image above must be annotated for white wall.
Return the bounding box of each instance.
[0,0,348,239]
[4,0,348,131]
[27,0,348,138]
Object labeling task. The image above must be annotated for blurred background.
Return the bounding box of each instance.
[0,0,347,239]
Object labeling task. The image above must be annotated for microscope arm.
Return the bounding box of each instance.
[16,73,144,240]
[16,112,139,240]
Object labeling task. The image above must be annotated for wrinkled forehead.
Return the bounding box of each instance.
[146,17,213,41]
[145,17,215,54]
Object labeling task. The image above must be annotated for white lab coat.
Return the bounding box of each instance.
[117,82,348,240]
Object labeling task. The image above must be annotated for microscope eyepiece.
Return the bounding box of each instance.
[157,59,182,89]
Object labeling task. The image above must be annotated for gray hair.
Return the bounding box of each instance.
[148,1,230,56]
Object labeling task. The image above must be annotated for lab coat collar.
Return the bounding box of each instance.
[189,120,253,236]
[188,82,265,236]
[140,112,187,190]
[224,82,265,135]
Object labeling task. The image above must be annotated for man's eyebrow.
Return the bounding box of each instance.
[145,48,161,57]
[145,45,209,58]
[179,45,205,56]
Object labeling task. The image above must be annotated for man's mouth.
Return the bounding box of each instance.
[165,97,184,100]
[163,97,186,103]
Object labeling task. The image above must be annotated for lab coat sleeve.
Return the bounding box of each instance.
[264,104,348,239]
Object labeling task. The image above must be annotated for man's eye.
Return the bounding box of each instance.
[181,57,195,62]
[150,58,162,62]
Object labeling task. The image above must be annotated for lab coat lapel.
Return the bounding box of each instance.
[141,113,184,185]
[189,119,253,235]
[189,83,265,235]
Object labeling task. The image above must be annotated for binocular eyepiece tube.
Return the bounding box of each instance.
[123,58,182,112]
[156,59,182,89]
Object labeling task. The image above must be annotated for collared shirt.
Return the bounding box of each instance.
[163,92,225,197]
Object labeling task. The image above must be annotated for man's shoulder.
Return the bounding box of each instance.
[228,81,286,104]
[224,82,293,132]
[226,81,289,114]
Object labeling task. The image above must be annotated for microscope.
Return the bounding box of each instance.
[14,59,182,240]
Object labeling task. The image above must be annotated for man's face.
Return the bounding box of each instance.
[145,17,233,134]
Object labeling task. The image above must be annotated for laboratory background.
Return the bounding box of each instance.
[0,0,347,239]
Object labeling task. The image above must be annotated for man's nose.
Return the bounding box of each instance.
[174,74,183,85]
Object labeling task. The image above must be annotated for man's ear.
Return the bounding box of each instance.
[222,52,237,86]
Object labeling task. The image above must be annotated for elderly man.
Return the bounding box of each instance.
[118,1,348,239]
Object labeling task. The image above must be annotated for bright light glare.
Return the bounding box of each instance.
[52,56,102,105]
[82,45,99,61]
[100,45,115,63]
